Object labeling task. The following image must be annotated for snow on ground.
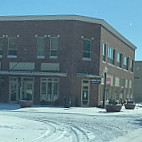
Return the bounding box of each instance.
[0,104,142,142]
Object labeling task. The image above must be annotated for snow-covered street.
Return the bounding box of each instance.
[0,104,142,142]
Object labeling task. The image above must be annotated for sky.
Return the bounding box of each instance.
[0,0,141,60]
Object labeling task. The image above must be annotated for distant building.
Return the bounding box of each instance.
[0,15,136,106]
[134,61,142,103]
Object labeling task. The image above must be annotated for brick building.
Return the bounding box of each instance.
[134,61,142,103]
[0,15,136,106]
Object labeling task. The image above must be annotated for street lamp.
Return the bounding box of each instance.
[102,66,108,108]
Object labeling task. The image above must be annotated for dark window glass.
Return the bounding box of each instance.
[0,38,4,56]
[50,37,58,57]
[37,37,45,57]
[83,39,91,59]
[8,37,18,56]
[102,43,106,61]
[108,46,114,64]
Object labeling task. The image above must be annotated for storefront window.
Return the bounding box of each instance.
[40,78,59,102]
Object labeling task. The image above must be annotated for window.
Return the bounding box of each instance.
[83,39,91,60]
[124,56,128,70]
[37,37,45,58]
[117,52,122,67]
[40,78,59,102]
[129,80,132,89]
[102,43,106,61]
[0,37,4,57]
[108,46,114,64]
[125,79,128,88]
[8,37,18,57]
[50,37,58,58]
[130,60,134,72]
[115,77,120,87]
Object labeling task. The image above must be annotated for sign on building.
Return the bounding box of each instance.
[90,77,101,84]
[106,78,111,86]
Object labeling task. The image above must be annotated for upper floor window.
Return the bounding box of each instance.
[0,37,4,57]
[102,43,106,61]
[8,37,18,58]
[50,37,58,58]
[117,52,122,68]
[130,59,134,72]
[124,56,128,70]
[37,37,45,58]
[108,46,114,64]
[83,39,91,60]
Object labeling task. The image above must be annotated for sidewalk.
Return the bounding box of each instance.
[111,128,142,142]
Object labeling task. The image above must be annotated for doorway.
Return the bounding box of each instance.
[21,78,34,101]
[40,78,59,102]
[9,77,34,102]
[81,79,90,106]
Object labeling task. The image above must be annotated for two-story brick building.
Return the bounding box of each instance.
[134,61,142,103]
[0,15,136,106]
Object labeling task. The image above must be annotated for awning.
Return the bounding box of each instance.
[76,73,100,78]
[0,71,67,77]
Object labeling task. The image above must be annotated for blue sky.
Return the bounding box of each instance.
[0,0,141,60]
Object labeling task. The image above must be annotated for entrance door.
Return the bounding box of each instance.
[81,79,90,106]
[9,77,19,102]
[9,77,34,102]
[40,78,59,102]
[21,78,34,101]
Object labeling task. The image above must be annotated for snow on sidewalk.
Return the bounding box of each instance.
[0,115,49,142]
[111,128,142,142]
[0,103,142,142]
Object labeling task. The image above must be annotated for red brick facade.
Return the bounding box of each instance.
[0,15,136,106]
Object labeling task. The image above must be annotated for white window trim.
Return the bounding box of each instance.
[50,37,58,59]
[82,38,91,60]
[37,36,46,57]
[8,37,18,57]
[37,55,45,59]
[40,78,59,102]
[82,57,91,61]
[7,55,17,58]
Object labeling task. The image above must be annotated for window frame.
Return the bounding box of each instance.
[116,52,122,68]
[37,36,46,59]
[40,78,59,102]
[50,37,58,59]
[130,59,134,72]
[124,56,128,70]
[102,43,106,61]
[82,38,91,61]
[108,46,114,64]
[0,37,4,58]
[7,36,18,58]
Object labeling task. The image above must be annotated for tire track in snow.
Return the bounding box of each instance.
[33,119,89,142]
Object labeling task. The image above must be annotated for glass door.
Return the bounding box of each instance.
[47,79,58,101]
[9,77,19,102]
[40,78,59,102]
[81,79,90,106]
[21,78,34,101]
